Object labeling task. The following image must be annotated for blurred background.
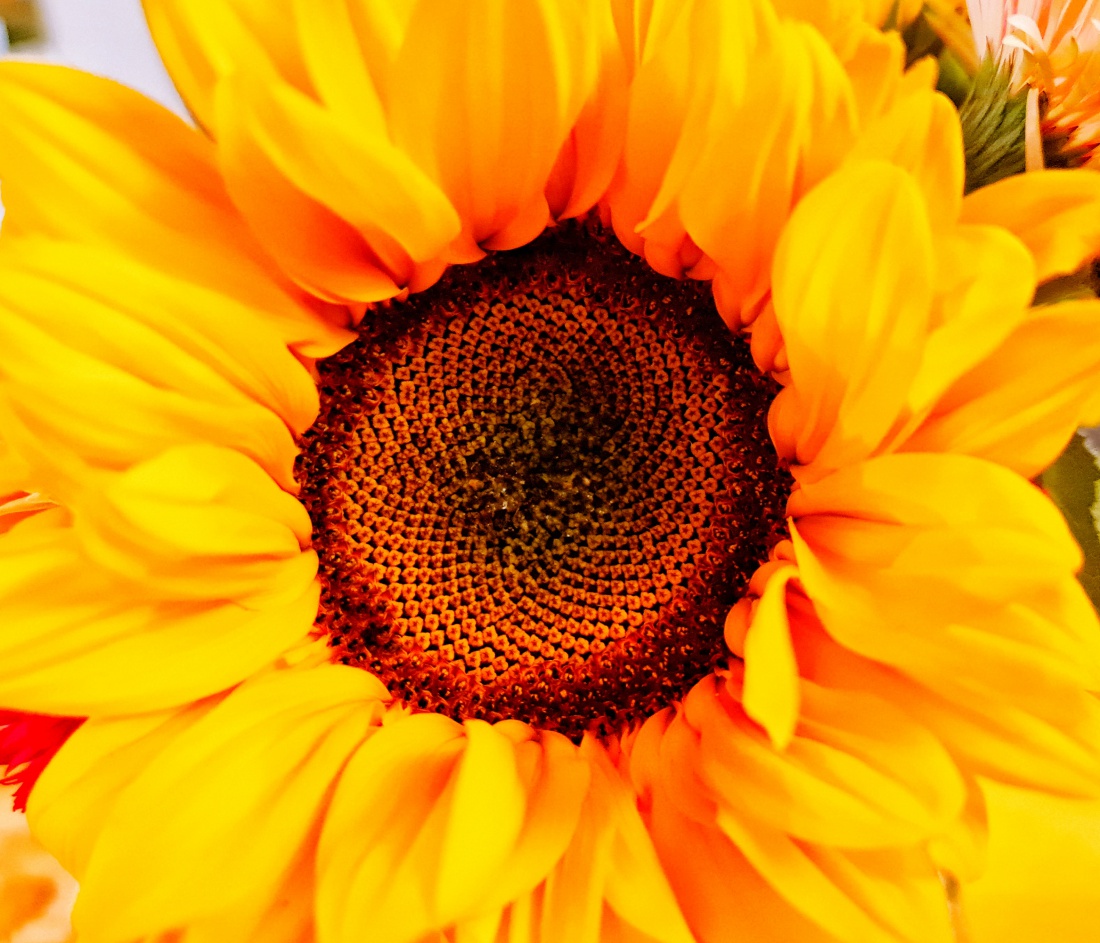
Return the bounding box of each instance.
[1,2,1100,942]
[0,0,183,112]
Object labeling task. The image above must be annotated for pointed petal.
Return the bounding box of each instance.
[960,169,1100,281]
[768,160,933,475]
[841,26,908,124]
[212,68,461,303]
[586,743,696,943]
[739,563,802,749]
[790,452,1100,795]
[504,740,693,943]
[545,0,630,220]
[611,0,859,322]
[0,239,321,437]
[389,0,600,250]
[28,694,225,880]
[142,0,312,131]
[0,62,348,358]
[718,812,952,943]
[317,715,590,943]
[0,508,320,716]
[641,766,839,943]
[902,224,1036,423]
[905,300,1100,478]
[677,15,857,314]
[70,667,386,943]
[683,676,965,850]
[633,701,956,943]
[606,0,693,260]
[69,445,316,608]
[0,250,310,494]
[850,88,964,229]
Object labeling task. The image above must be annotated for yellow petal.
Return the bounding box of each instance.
[70,666,386,943]
[905,299,1100,478]
[901,682,1100,802]
[774,612,996,881]
[213,95,407,303]
[0,436,30,498]
[768,160,933,475]
[606,0,692,78]
[142,0,312,131]
[740,563,802,750]
[316,712,462,943]
[837,25,908,123]
[790,452,1100,795]
[291,0,388,129]
[613,0,859,322]
[676,12,858,315]
[28,694,226,878]
[965,781,1100,943]
[1,239,321,438]
[960,169,1100,282]
[434,721,528,918]
[343,0,420,96]
[388,0,599,251]
[317,714,590,943]
[770,0,918,61]
[718,810,950,943]
[644,785,839,943]
[586,742,696,943]
[70,445,316,608]
[0,508,320,716]
[683,676,965,850]
[472,726,591,915]
[849,87,963,229]
[150,0,491,297]
[508,740,694,943]
[606,0,693,261]
[633,701,955,943]
[0,256,308,495]
[545,0,630,220]
[213,69,461,302]
[902,224,1036,423]
[0,62,349,358]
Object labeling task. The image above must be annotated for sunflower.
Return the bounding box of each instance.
[2,1,1100,941]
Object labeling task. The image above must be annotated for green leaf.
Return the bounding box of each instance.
[1041,433,1100,612]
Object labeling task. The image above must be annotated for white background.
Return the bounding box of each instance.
[0,0,184,113]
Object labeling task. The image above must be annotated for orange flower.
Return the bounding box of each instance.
[968,0,1100,167]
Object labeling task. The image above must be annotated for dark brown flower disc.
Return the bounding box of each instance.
[297,221,790,740]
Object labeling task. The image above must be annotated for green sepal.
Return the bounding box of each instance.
[936,49,973,108]
[897,7,974,106]
[901,9,945,66]
[960,57,1029,193]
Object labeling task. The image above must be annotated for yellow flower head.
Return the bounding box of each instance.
[1,1,1100,942]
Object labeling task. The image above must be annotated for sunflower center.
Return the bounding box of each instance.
[298,222,790,739]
